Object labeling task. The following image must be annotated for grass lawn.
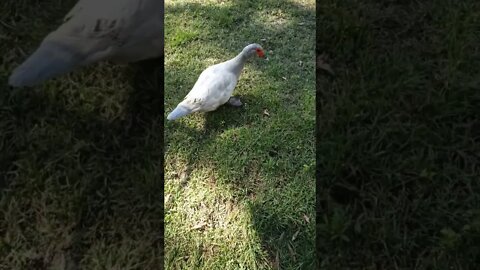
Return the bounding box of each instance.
[317,0,480,268]
[164,0,315,269]
[1,0,163,269]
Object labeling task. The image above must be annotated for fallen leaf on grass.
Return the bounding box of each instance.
[303,214,310,223]
[191,221,208,230]
[279,231,285,241]
[165,194,171,204]
[288,244,297,262]
[274,251,280,269]
[292,230,300,241]
[179,169,188,185]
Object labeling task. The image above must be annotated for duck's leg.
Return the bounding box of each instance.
[227,96,243,107]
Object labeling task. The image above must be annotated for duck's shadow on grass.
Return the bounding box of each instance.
[166,93,264,135]
[204,94,262,131]
[165,93,265,185]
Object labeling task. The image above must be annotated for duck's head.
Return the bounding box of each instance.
[242,43,266,59]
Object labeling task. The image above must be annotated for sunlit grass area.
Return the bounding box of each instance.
[0,0,163,268]
[317,0,480,268]
[164,0,315,269]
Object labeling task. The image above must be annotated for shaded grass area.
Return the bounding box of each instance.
[317,1,480,268]
[1,1,163,269]
[164,0,315,269]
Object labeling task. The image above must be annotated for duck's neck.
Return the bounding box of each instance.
[226,50,250,77]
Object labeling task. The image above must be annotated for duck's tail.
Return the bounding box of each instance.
[167,105,192,121]
[9,40,84,87]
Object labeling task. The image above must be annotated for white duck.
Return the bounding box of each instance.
[167,43,266,121]
[8,0,163,87]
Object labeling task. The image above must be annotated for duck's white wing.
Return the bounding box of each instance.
[167,69,237,120]
[182,67,238,112]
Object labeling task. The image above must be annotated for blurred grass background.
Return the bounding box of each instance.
[0,1,163,269]
[317,0,480,268]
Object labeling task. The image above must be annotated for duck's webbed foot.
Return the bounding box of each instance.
[227,96,243,107]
